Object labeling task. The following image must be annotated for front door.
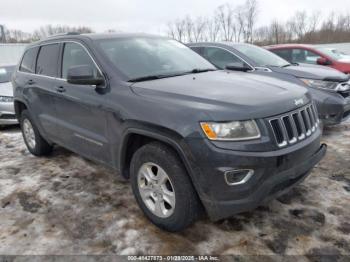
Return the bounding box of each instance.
[53,42,110,164]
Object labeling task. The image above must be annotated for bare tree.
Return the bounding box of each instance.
[192,17,207,42]
[184,16,194,42]
[235,5,246,42]
[244,0,258,43]
[216,4,235,41]
[174,19,186,42]
[206,17,221,42]
[167,22,177,39]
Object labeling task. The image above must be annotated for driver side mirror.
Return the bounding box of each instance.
[67,65,105,86]
[317,57,332,66]
[225,63,251,72]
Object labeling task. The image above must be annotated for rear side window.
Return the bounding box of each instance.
[61,42,99,79]
[291,49,322,64]
[272,49,292,62]
[190,46,202,55]
[203,47,244,69]
[36,44,60,77]
[19,47,38,73]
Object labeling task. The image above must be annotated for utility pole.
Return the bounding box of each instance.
[0,25,6,43]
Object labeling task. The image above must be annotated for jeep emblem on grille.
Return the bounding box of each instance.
[294,98,304,106]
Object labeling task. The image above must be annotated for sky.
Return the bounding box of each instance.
[1,0,350,35]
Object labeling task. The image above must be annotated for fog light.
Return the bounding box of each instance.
[224,169,254,185]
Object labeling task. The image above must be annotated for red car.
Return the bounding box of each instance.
[265,44,350,74]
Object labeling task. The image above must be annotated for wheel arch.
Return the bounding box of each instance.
[119,127,198,185]
[14,99,28,119]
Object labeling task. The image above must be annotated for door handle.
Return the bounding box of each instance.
[27,79,35,85]
[56,86,66,93]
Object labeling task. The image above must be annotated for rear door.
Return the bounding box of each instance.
[15,44,60,139]
[53,41,110,164]
[33,43,62,139]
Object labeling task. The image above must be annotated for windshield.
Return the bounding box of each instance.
[0,66,15,83]
[316,47,350,61]
[233,44,290,67]
[95,37,216,80]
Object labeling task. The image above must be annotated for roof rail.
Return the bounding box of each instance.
[47,32,80,38]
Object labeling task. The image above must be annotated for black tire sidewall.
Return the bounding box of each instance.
[20,110,51,156]
[130,142,199,231]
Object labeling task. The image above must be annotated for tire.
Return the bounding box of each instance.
[130,142,201,232]
[20,110,53,156]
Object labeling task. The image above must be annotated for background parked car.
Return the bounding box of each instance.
[0,65,18,127]
[188,42,350,125]
[0,44,26,128]
[265,44,350,74]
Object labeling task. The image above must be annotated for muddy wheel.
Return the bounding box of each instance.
[20,110,53,156]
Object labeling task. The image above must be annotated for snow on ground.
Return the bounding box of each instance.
[0,124,349,257]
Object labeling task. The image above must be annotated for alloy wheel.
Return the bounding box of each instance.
[137,162,176,218]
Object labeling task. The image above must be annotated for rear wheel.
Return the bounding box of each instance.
[130,142,201,232]
[20,110,53,156]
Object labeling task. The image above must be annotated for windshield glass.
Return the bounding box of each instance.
[95,37,216,80]
[316,47,350,61]
[234,44,290,67]
[0,66,15,83]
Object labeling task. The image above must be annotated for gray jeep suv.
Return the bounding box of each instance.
[12,33,326,231]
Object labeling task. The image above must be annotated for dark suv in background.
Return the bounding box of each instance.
[188,42,350,125]
[13,33,326,231]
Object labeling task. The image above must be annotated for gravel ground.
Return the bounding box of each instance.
[0,122,349,258]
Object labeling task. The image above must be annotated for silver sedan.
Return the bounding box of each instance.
[0,66,18,126]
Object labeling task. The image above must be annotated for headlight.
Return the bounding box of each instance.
[200,120,260,141]
[0,96,14,102]
[300,78,349,91]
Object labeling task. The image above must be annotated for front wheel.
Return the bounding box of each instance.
[20,110,53,156]
[130,142,201,232]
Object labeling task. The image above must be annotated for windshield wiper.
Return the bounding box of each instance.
[190,68,217,73]
[128,75,164,82]
[281,62,299,68]
[128,68,217,82]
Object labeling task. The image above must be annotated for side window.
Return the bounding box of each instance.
[36,44,60,77]
[305,50,322,64]
[190,47,202,55]
[62,42,99,79]
[291,49,321,64]
[272,49,292,62]
[19,47,38,73]
[203,47,244,69]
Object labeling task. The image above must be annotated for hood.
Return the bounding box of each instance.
[0,82,14,97]
[130,71,310,120]
[269,64,349,82]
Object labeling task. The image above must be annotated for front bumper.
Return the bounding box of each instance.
[185,131,326,221]
[0,101,18,125]
[315,93,350,125]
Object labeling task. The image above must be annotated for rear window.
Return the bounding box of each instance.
[36,44,60,77]
[19,47,38,74]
